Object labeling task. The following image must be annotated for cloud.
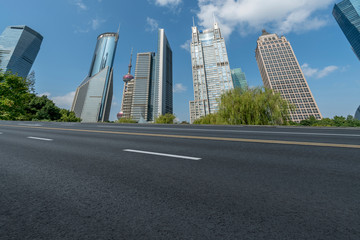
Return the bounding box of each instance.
[173,83,187,93]
[72,0,88,10]
[51,91,76,109]
[91,18,106,30]
[146,17,159,32]
[180,39,191,52]
[154,0,182,7]
[196,0,334,39]
[301,63,339,79]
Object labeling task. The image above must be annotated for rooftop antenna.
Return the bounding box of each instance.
[192,16,195,27]
[128,48,133,74]
[213,12,216,24]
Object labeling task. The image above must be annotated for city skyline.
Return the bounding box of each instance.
[1,0,359,122]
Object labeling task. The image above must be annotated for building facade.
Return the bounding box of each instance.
[255,30,322,122]
[72,32,118,122]
[231,68,248,90]
[333,0,360,60]
[190,22,233,122]
[153,29,173,120]
[355,105,360,120]
[131,52,156,122]
[0,25,43,78]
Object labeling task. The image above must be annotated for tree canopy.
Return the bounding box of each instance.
[194,87,294,125]
[154,113,176,124]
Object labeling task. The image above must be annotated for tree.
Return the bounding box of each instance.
[195,87,294,125]
[27,95,61,121]
[115,118,137,123]
[154,113,176,124]
[0,72,32,120]
[59,109,81,122]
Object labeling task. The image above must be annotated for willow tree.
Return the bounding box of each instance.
[195,87,294,125]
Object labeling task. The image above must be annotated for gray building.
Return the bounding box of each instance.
[131,52,156,122]
[333,0,360,60]
[72,32,119,122]
[231,68,248,90]
[190,22,233,123]
[355,105,360,120]
[154,29,173,120]
[119,29,172,122]
[0,25,43,78]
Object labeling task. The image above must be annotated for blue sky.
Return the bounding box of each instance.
[1,0,359,122]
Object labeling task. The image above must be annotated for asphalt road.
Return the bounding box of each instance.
[0,121,360,239]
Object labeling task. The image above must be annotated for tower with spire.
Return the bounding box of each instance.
[118,49,135,119]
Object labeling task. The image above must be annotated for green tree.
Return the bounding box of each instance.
[0,72,32,120]
[27,95,61,121]
[116,118,137,123]
[59,109,81,122]
[154,113,176,124]
[195,87,294,125]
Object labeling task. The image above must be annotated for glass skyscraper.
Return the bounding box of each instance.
[154,29,173,120]
[72,32,118,122]
[119,29,172,122]
[231,68,248,90]
[190,22,233,123]
[255,30,322,122]
[0,25,43,78]
[333,0,360,60]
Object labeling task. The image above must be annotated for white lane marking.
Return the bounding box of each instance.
[27,136,53,141]
[98,125,360,138]
[19,123,42,127]
[123,149,201,161]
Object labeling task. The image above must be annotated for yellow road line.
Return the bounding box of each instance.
[1,124,360,149]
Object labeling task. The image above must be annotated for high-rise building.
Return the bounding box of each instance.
[119,29,172,122]
[255,30,322,122]
[72,32,118,122]
[355,105,360,120]
[153,29,173,120]
[120,51,135,119]
[0,25,43,78]
[231,68,248,90]
[333,0,360,60]
[131,52,156,122]
[190,22,233,122]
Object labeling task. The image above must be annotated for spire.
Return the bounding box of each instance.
[117,24,121,35]
[192,16,195,27]
[128,48,133,74]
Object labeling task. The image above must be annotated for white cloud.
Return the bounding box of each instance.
[154,0,182,7]
[301,63,339,79]
[196,0,334,39]
[91,18,106,30]
[173,83,187,93]
[73,0,87,10]
[146,17,159,32]
[51,91,76,109]
[180,39,191,52]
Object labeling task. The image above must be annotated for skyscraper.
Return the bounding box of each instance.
[0,25,43,78]
[72,32,118,122]
[333,0,360,60]
[190,22,233,122]
[119,29,172,122]
[255,30,322,122]
[131,52,156,122]
[231,68,248,90]
[153,29,173,120]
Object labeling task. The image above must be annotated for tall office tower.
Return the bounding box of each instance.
[72,32,118,122]
[255,30,322,122]
[131,52,156,122]
[0,25,43,78]
[355,105,360,120]
[190,22,233,122]
[120,51,135,119]
[333,0,360,60]
[231,68,248,90]
[153,29,173,120]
